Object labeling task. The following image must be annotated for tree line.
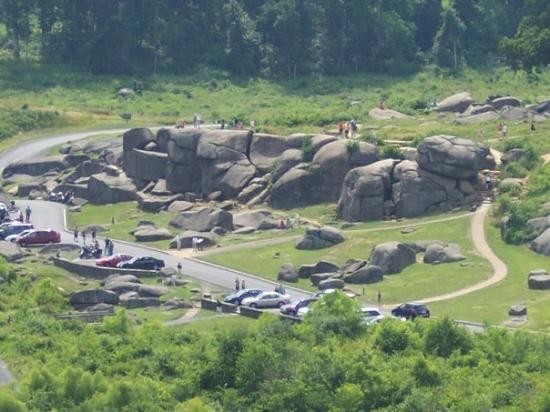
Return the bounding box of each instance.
[0,0,548,76]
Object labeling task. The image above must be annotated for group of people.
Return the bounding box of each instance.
[49,190,75,204]
[73,228,115,255]
[192,236,204,251]
[338,120,358,139]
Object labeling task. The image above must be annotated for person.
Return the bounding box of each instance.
[108,241,114,256]
[410,309,417,321]
[170,274,177,287]
[241,279,245,290]
[485,174,493,200]
[81,230,87,244]
[74,228,79,243]
[235,277,240,291]
[497,123,503,138]
[338,122,344,136]
[275,283,286,295]
[91,229,96,241]
[25,205,31,223]
[530,121,536,132]
[111,216,116,224]
[18,211,24,222]
[502,124,508,138]
[104,238,110,254]
[193,114,198,128]
[250,120,256,132]
[93,239,100,250]
[55,251,60,259]
[220,119,225,130]
[177,262,182,274]
[197,237,204,251]
[192,236,197,252]
[196,114,201,128]
[377,290,381,305]
[379,100,386,110]
[350,120,357,138]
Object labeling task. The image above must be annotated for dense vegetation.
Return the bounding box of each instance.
[0,0,548,76]
[2,275,550,411]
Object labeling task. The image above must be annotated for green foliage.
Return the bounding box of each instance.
[412,357,440,386]
[375,319,412,354]
[360,131,385,146]
[502,161,529,178]
[0,109,62,140]
[345,139,359,154]
[33,279,65,313]
[0,391,25,412]
[301,136,314,162]
[424,317,472,357]
[498,181,522,197]
[380,145,405,159]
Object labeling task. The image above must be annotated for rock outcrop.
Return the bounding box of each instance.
[368,242,416,274]
[87,172,137,204]
[233,210,278,230]
[70,289,119,307]
[170,207,233,232]
[434,92,474,113]
[368,108,411,120]
[531,228,550,256]
[3,155,68,178]
[295,226,344,250]
[169,231,219,248]
[298,260,340,278]
[278,263,298,282]
[343,265,384,284]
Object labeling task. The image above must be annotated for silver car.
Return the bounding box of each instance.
[241,292,291,308]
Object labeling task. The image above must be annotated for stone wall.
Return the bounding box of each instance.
[53,258,159,279]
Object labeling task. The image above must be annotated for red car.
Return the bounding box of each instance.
[16,229,60,246]
[96,254,133,267]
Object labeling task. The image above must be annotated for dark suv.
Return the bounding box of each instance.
[391,302,430,319]
[223,289,263,305]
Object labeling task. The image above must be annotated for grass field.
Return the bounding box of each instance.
[429,214,550,331]
[202,215,491,302]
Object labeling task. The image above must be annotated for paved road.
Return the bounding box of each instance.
[1,128,310,301]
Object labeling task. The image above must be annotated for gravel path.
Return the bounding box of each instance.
[420,203,508,304]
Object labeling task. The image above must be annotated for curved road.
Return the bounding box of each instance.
[1,128,310,301]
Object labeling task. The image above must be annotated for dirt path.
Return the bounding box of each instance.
[164,306,200,326]
[0,359,12,385]
[419,203,507,304]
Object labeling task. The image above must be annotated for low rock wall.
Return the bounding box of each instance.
[53,258,160,279]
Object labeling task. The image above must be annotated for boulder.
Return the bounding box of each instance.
[454,111,499,125]
[508,305,527,316]
[70,289,119,306]
[233,226,255,235]
[120,296,161,308]
[501,148,528,165]
[117,88,136,99]
[122,128,155,152]
[528,274,550,290]
[271,149,303,182]
[86,172,137,204]
[17,182,43,197]
[169,231,218,249]
[86,303,115,313]
[416,135,495,179]
[403,240,444,254]
[76,160,104,178]
[368,108,411,120]
[499,106,528,121]
[340,259,367,274]
[434,92,474,113]
[39,243,80,254]
[343,265,383,284]
[170,207,233,232]
[530,228,550,256]
[529,269,547,277]
[165,129,206,193]
[167,200,194,213]
[2,155,68,178]
[311,272,338,286]
[138,284,169,297]
[134,227,173,242]
[136,191,182,212]
[535,100,550,114]
[423,243,465,264]
[125,149,167,181]
[470,104,496,115]
[295,226,344,250]
[278,263,298,282]
[337,159,398,221]
[249,133,289,172]
[318,278,345,290]
[0,241,26,262]
[368,242,416,274]
[297,260,340,278]
[233,210,278,230]
[526,216,550,237]
[237,180,268,204]
[490,96,521,110]
[103,281,141,295]
[101,274,142,286]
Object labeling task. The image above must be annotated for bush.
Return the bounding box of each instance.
[345,139,359,154]
[381,146,405,159]
[502,161,529,178]
[424,318,472,358]
[301,136,314,162]
[360,131,385,146]
[499,182,522,197]
[375,320,412,354]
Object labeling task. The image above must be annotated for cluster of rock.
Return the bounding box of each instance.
[278,240,465,288]
[337,136,494,221]
[70,273,192,310]
[433,92,550,124]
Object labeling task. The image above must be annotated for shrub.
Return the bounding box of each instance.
[360,131,385,146]
[375,320,411,354]
[345,139,359,154]
[424,317,472,358]
[502,161,528,178]
[381,146,405,159]
[301,136,314,162]
[499,182,522,197]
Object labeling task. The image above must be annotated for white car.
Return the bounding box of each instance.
[5,229,34,242]
[241,292,291,308]
[312,288,356,299]
[361,307,385,325]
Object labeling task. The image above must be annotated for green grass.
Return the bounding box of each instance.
[178,314,256,332]
[202,215,490,301]
[429,214,550,331]
[67,201,176,249]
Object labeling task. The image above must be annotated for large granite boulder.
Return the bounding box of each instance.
[233,210,278,230]
[125,149,167,181]
[167,200,194,213]
[470,104,496,115]
[489,96,521,110]
[295,226,344,250]
[528,274,550,290]
[368,108,411,120]
[526,216,550,237]
[270,140,378,208]
[134,227,173,242]
[86,172,137,204]
[454,111,500,125]
[2,155,68,178]
[120,295,161,309]
[368,242,416,274]
[434,92,474,113]
[249,133,289,172]
[501,149,529,165]
[340,258,367,274]
[337,159,398,221]
[531,228,550,256]
[138,284,170,297]
[499,106,528,121]
[298,260,340,278]
[310,272,337,286]
[237,177,269,205]
[343,265,383,284]
[122,128,155,152]
[0,241,27,262]
[423,243,465,263]
[101,274,142,286]
[165,129,206,193]
[318,278,345,290]
[169,231,219,249]
[278,263,298,282]
[271,149,303,182]
[170,207,233,232]
[136,191,182,212]
[70,289,119,307]
[417,135,495,179]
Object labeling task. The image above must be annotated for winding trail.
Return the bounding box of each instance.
[420,203,508,304]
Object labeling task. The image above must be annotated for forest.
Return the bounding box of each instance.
[0,0,548,76]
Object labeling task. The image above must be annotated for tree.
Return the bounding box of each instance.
[0,0,35,58]
[432,7,466,71]
[412,0,442,51]
[424,317,472,358]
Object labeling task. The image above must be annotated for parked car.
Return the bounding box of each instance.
[241,292,291,308]
[223,289,263,305]
[5,229,34,242]
[280,297,318,316]
[391,302,430,319]
[117,256,165,270]
[0,223,33,239]
[16,229,60,246]
[96,254,133,267]
[361,307,385,325]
